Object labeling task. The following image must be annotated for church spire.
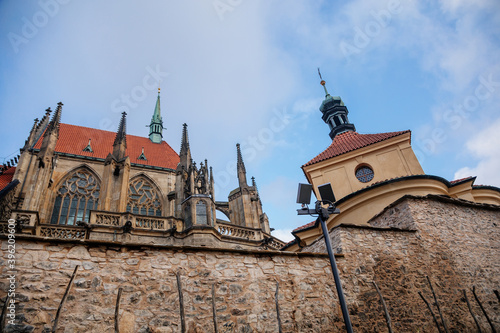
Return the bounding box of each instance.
[149,87,163,143]
[179,123,191,169]
[46,102,63,138]
[113,112,127,160]
[236,143,247,188]
[317,69,356,140]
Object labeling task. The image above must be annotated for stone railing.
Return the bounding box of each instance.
[216,222,286,249]
[0,211,181,241]
[267,237,286,250]
[38,225,87,240]
[10,210,39,227]
[0,221,87,240]
[93,212,121,226]
[135,216,167,230]
[0,211,86,239]
[89,211,174,231]
[217,222,258,240]
[0,211,39,235]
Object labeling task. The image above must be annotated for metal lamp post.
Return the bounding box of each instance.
[297,183,353,333]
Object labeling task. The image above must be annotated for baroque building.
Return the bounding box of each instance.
[284,77,500,251]
[0,89,284,250]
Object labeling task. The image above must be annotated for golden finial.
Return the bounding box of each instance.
[318,68,329,95]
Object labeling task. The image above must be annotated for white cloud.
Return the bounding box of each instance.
[271,228,294,243]
[454,117,500,186]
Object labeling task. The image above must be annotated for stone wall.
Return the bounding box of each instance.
[303,195,500,332]
[1,239,345,333]
[1,195,499,332]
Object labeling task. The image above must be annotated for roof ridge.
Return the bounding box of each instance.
[59,123,168,141]
[33,123,180,170]
[303,129,411,167]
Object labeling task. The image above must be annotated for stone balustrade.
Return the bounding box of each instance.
[217,222,258,240]
[38,224,87,239]
[10,210,38,227]
[0,211,179,240]
[1,211,285,249]
[267,237,286,250]
[216,222,286,249]
[89,211,174,231]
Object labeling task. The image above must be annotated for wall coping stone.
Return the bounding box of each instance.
[1,234,342,259]
[367,194,500,224]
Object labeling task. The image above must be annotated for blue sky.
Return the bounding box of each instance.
[1,0,499,242]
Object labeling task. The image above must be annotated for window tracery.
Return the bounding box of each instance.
[50,169,100,225]
[126,176,162,216]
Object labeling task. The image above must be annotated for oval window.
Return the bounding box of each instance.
[355,166,374,183]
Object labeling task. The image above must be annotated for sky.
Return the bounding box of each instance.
[0,0,499,242]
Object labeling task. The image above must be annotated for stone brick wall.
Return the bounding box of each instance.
[1,239,345,333]
[303,195,500,332]
[1,195,499,332]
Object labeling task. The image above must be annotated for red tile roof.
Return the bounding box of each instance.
[450,176,475,185]
[304,130,411,167]
[293,220,316,232]
[0,166,16,191]
[33,124,180,170]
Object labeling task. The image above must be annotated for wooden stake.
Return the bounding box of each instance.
[372,281,393,333]
[418,291,442,333]
[0,295,11,333]
[176,272,186,333]
[472,286,496,333]
[463,289,482,333]
[426,276,449,333]
[115,287,123,333]
[212,284,218,333]
[52,265,79,333]
[275,281,282,333]
[494,290,500,303]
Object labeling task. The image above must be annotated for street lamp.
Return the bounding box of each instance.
[296,183,353,333]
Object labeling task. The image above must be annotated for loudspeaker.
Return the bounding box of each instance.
[318,183,336,203]
[296,183,313,204]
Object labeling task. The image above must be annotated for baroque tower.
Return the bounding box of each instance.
[318,70,356,140]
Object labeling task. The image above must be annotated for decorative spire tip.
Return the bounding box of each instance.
[317,67,329,95]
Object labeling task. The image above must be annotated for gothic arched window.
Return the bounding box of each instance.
[126,177,162,216]
[50,169,100,225]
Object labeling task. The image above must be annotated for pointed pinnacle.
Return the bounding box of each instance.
[180,123,190,154]
[114,112,127,147]
[47,102,62,134]
[236,143,246,173]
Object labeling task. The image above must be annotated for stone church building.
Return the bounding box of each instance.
[0,89,284,251]
[0,79,499,332]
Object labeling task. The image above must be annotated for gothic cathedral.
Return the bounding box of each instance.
[0,89,284,250]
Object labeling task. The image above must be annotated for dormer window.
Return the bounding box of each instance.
[138,147,147,160]
[82,139,93,153]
